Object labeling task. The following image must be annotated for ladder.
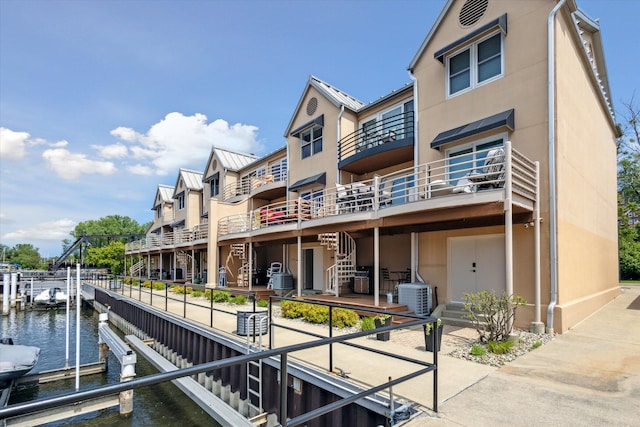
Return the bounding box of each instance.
[246,314,268,419]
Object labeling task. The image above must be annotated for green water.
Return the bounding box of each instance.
[2,302,220,426]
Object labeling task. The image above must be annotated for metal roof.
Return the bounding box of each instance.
[214,147,259,172]
[309,76,365,112]
[178,168,204,191]
[151,184,174,209]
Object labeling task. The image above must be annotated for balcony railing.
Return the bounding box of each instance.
[221,163,288,201]
[338,111,414,163]
[125,223,208,252]
[218,143,538,237]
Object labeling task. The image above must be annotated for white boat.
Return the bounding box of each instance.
[33,287,68,307]
[0,342,40,385]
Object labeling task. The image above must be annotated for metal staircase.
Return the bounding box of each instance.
[229,243,254,287]
[129,259,145,276]
[319,232,356,296]
[176,251,192,281]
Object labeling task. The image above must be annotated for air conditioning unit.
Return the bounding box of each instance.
[398,283,432,316]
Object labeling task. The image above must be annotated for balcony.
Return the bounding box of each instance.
[221,164,288,202]
[338,111,414,174]
[125,223,208,253]
[218,143,538,240]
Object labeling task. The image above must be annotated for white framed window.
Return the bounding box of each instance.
[446,32,503,97]
[177,194,185,210]
[301,126,323,159]
[445,133,505,184]
[210,178,219,197]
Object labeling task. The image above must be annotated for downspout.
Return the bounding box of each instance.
[408,69,421,283]
[337,105,344,184]
[546,0,567,334]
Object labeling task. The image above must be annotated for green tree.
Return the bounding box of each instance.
[85,241,125,275]
[618,95,640,280]
[10,244,41,269]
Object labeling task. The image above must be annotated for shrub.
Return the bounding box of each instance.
[531,340,542,350]
[185,286,193,294]
[463,290,526,343]
[152,282,166,290]
[212,291,230,302]
[487,340,514,354]
[281,301,307,319]
[302,305,329,324]
[124,278,132,285]
[257,299,269,308]
[470,344,487,356]
[191,290,203,298]
[142,281,151,288]
[360,316,376,331]
[230,295,247,305]
[131,279,140,287]
[331,308,359,328]
[172,285,186,294]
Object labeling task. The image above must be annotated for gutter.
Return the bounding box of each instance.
[408,70,420,283]
[337,105,344,184]
[546,0,568,334]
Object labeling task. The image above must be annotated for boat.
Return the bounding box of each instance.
[33,287,68,307]
[0,341,40,386]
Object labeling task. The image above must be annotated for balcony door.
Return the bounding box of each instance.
[448,234,505,302]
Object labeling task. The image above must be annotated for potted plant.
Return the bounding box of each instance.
[373,314,392,341]
[424,319,443,352]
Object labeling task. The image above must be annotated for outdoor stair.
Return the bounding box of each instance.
[435,302,476,328]
[391,310,417,325]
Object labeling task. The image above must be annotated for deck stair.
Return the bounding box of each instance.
[435,302,480,328]
[319,232,356,296]
[228,243,255,287]
[177,251,193,281]
[129,259,145,276]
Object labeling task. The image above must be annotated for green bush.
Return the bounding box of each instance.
[470,344,487,356]
[124,277,132,285]
[191,290,203,298]
[212,291,231,302]
[172,285,186,294]
[487,340,514,354]
[142,281,151,288]
[257,299,269,308]
[230,295,247,305]
[331,308,359,328]
[302,305,329,324]
[131,279,140,287]
[281,301,307,319]
[360,316,376,331]
[463,290,526,342]
[531,340,542,350]
[152,282,165,290]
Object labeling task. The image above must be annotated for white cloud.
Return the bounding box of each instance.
[2,218,77,242]
[92,143,128,159]
[0,127,29,159]
[111,112,261,175]
[42,148,118,180]
[49,140,69,148]
[127,164,154,175]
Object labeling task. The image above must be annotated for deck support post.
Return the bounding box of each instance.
[374,227,380,307]
[504,141,514,330]
[2,273,9,315]
[10,273,18,307]
[531,161,545,333]
[297,236,302,297]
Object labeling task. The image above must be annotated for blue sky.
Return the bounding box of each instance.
[1,0,638,257]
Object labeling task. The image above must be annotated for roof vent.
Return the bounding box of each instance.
[307,97,318,116]
[459,0,488,27]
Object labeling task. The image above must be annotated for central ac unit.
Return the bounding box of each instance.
[398,283,432,316]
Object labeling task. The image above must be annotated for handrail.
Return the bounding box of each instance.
[338,111,415,163]
[218,145,538,237]
[221,162,288,201]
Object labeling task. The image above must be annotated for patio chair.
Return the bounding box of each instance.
[266,262,282,290]
[336,184,353,213]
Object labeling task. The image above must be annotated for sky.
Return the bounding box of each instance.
[1,0,638,258]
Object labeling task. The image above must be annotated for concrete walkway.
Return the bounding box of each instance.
[407,285,640,426]
[98,283,639,426]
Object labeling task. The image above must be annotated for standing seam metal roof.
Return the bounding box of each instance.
[213,147,259,172]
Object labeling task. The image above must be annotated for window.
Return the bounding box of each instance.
[447,32,502,96]
[210,178,219,197]
[300,190,324,217]
[301,126,323,159]
[446,136,504,184]
[156,207,161,218]
[271,158,288,181]
[359,99,414,149]
[177,194,185,210]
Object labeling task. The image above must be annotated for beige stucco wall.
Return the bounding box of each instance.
[553,9,619,331]
[287,86,340,192]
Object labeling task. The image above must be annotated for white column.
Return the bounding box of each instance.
[2,273,9,315]
[531,161,544,333]
[504,141,514,297]
[374,227,380,307]
[297,236,302,298]
[10,273,17,307]
[248,242,253,290]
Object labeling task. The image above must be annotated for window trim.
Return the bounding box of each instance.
[358,99,414,133]
[300,125,323,159]
[445,31,504,98]
[445,132,506,184]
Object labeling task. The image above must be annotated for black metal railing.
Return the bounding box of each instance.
[338,110,414,163]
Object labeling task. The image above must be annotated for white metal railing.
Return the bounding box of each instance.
[217,143,537,237]
[221,163,288,201]
[125,223,209,252]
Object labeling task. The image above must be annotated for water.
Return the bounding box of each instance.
[2,296,220,426]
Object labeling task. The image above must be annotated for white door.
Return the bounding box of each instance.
[448,235,505,302]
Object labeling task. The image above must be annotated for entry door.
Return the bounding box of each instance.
[448,235,506,302]
[303,249,314,290]
[303,248,325,290]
